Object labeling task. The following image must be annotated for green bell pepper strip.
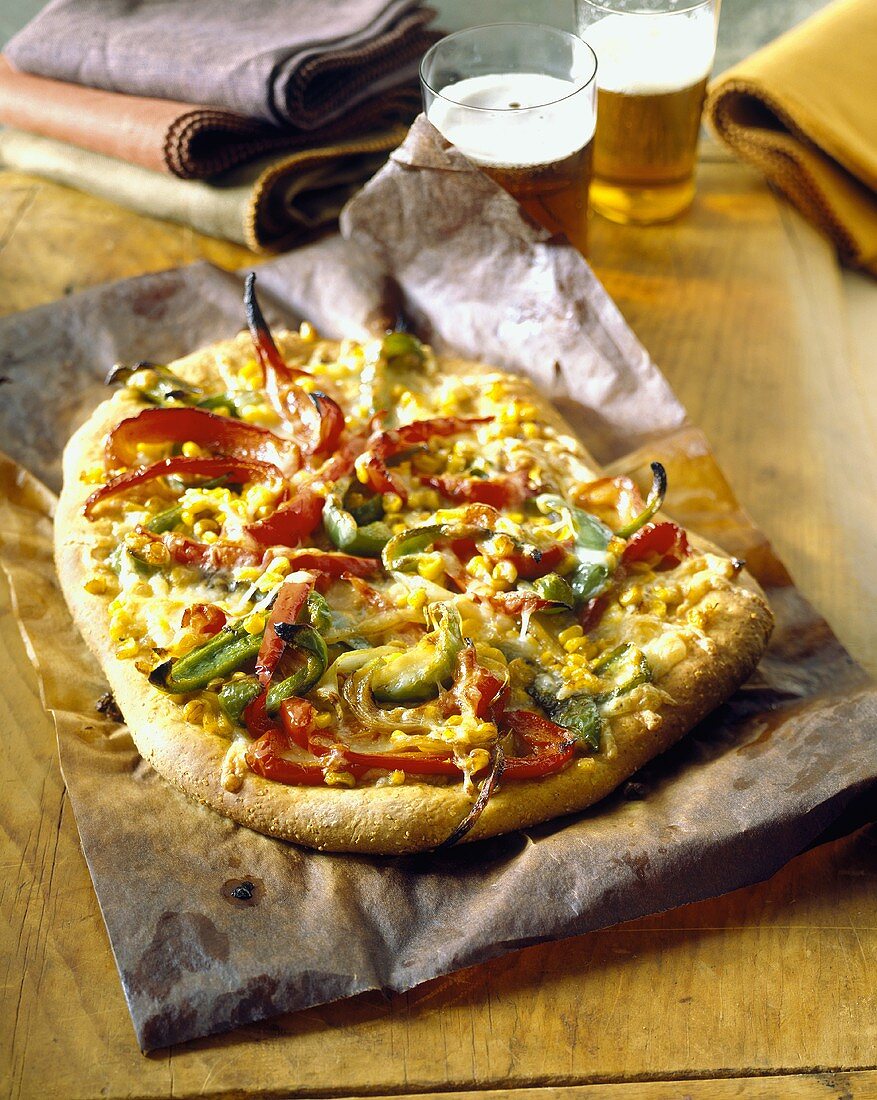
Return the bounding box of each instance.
[380,332,426,371]
[343,483,385,526]
[108,544,159,578]
[150,625,263,694]
[537,493,613,551]
[381,523,497,572]
[106,361,202,405]
[569,562,610,604]
[305,590,333,634]
[265,625,329,714]
[323,493,392,557]
[592,643,652,703]
[370,603,464,705]
[615,463,667,539]
[552,694,601,751]
[531,573,576,611]
[219,676,263,723]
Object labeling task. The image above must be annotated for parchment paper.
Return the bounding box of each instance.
[1,117,875,1052]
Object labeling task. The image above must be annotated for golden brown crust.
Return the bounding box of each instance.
[55,334,773,854]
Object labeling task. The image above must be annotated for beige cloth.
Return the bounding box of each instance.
[705,0,877,274]
[0,126,406,252]
[0,56,421,179]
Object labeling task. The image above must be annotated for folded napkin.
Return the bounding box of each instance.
[0,57,420,179]
[0,126,405,251]
[705,0,877,274]
[6,0,437,129]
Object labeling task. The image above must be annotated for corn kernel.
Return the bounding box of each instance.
[486,381,505,401]
[522,423,539,440]
[540,650,555,664]
[564,636,589,653]
[181,441,202,458]
[392,521,407,535]
[238,360,263,387]
[383,492,403,513]
[193,518,219,537]
[240,403,274,424]
[236,566,262,582]
[84,576,107,595]
[489,534,515,558]
[417,554,445,582]
[354,459,370,484]
[80,464,106,485]
[115,638,139,660]
[558,625,583,645]
[201,530,219,544]
[324,770,356,788]
[406,589,428,612]
[492,560,518,586]
[446,715,463,726]
[466,555,491,579]
[619,586,642,608]
[299,321,317,342]
[654,583,682,605]
[314,712,334,729]
[180,510,196,528]
[244,612,267,634]
[267,555,291,577]
[506,511,524,524]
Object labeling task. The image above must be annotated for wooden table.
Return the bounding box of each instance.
[1,149,875,1099]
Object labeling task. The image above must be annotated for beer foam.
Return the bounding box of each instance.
[427,73,596,169]
[582,11,715,95]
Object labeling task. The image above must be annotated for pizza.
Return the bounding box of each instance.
[55,273,773,854]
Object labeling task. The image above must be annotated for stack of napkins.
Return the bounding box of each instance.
[0,0,437,251]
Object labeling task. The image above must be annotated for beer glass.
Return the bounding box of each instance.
[420,24,598,255]
[576,0,720,224]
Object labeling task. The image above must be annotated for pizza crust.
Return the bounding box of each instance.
[55,333,773,854]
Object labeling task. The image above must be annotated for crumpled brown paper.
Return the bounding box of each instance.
[0,117,874,1053]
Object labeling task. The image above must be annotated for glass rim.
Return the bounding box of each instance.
[419,23,599,113]
[577,0,714,16]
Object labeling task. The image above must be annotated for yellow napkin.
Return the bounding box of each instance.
[0,126,406,252]
[705,0,877,274]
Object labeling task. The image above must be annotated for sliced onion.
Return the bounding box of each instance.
[434,746,506,849]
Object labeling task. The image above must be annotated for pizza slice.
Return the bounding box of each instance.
[55,274,773,853]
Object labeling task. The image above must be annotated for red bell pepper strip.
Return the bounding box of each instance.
[181,603,226,637]
[451,645,508,721]
[244,272,345,458]
[421,468,535,509]
[271,549,381,578]
[621,521,690,570]
[487,591,559,616]
[243,487,325,548]
[577,592,610,633]
[278,697,318,751]
[508,541,568,580]
[500,710,577,780]
[104,407,299,473]
[84,455,284,518]
[338,748,463,776]
[245,726,329,786]
[255,576,314,685]
[355,416,492,502]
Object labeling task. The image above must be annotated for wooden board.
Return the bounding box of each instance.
[0,158,875,1098]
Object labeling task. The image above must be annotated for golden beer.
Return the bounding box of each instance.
[578,1,718,224]
[591,76,709,223]
[420,27,598,255]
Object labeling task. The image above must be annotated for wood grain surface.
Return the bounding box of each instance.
[0,155,875,1099]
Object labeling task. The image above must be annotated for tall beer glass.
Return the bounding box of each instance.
[420,25,598,255]
[576,0,719,224]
